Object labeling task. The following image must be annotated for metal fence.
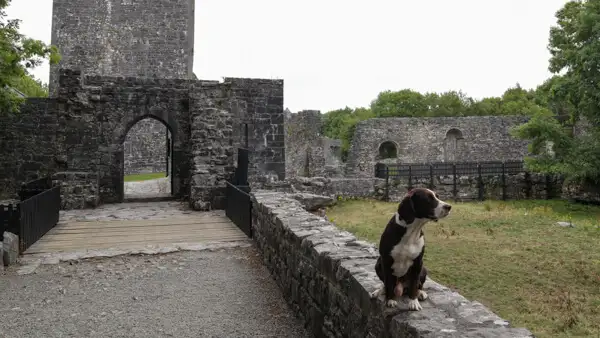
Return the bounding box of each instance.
[0,177,61,253]
[19,186,61,252]
[225,148,252,238]
[375,161,557,201]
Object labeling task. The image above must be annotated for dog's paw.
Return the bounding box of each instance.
[407,298,422,311]
[418,290,428,301]
[386,299,399,308]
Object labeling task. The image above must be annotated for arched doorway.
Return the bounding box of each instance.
[444,128,464,162]
[122,117,173,200]
[377,141,398,160]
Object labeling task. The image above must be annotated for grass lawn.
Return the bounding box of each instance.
[123,172,166,182]
[326,198,600,338]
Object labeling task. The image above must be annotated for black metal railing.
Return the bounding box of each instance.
[19,186,61,252]
[0,203,20,235]
[225,182,252,237]
[375,161,557,201]
[224,148,253,238]
[0,177,61,253]
[18,176,53,201]
[233,148,250,186]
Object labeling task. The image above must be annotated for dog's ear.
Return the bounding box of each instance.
[397,193,416,224]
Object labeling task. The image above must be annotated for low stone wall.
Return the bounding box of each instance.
[52,171,100,210]
[254,177,382,199]
[255,173,564,204]
[251,190,533,337]
[385,173,563,202]
[562,180,600,205]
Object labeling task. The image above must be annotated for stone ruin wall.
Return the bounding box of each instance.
[123,118,170,176]
[345,115,531,177]
[284,109,344,179]
[0,70,285,210]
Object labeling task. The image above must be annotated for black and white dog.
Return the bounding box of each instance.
[370,188,452,311]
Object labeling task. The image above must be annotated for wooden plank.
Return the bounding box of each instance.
[53,216,228,229]
[42,227,241,240]
[24,236,247,254]
[47,222,235,235]
[25,232,246,250]
[51,222,235,233]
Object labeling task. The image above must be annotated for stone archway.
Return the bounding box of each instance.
[377,141,398,160]
[121,116,174,200]
[107,111,184,203]
[444,128,464,162]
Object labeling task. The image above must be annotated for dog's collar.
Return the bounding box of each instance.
[393,212,406,227]
[394,212,435,226]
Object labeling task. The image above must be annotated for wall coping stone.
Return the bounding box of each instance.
[251,190,534,337]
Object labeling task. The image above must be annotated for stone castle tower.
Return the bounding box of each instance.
[49,0,195,96]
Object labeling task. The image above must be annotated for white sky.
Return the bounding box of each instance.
[7,0,568,113]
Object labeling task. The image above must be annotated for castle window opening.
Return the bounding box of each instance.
[378,141,398,160]
[443,128,464,162]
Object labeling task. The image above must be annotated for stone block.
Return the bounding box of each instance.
[3,231,19,266]
[0,242,4,272]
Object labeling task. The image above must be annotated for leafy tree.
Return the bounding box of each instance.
[8,73,48,97]
[370,89,428,117]
[322,106,374,160]
[513,0,600,183]
[0,0,59,113]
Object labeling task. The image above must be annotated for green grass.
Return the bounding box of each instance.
[123,172,166,182]
[326,199,600,338]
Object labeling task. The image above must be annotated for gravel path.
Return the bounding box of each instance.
[0,247,311,338]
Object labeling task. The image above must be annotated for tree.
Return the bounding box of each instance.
[370,89,428,117]
[322,106,374,160]
[8,73,48,97]
[513,0,600,183]
[0,0,59,112]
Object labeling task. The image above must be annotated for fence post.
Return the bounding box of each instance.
[429,164,434,190]
[408,165,413,191]
[385,166,390,201]
[501,162,507,201]
[452,163,457,201]
[545,174,552,199]
[477,163,484,201]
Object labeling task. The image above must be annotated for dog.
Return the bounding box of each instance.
[370,188,452,311]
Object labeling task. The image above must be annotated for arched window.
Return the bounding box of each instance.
[444,128,464,162]
[378,141,398,160]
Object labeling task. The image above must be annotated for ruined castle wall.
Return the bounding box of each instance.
[0,69,285,209]
[49,0,195,96]
[0,99,61,197]
[123,118,169,175]
[284,110,344,178]
[285,110,326,178]
[346,116,531,177]
[227,78,286,182]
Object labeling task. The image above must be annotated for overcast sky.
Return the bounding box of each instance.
[7,0,568,113]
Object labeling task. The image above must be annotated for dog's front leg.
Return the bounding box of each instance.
[382,256,399,307]
[405,255,425,311]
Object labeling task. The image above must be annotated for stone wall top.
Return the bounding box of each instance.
[251,190,534,337]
